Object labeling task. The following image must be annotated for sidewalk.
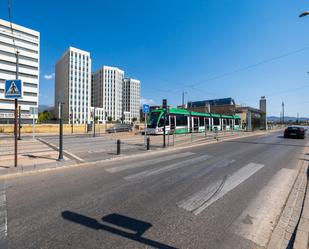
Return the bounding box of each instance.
[293,165,309,249]
[0,137,75,175]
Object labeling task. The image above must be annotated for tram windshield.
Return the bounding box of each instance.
[148,112,161,128]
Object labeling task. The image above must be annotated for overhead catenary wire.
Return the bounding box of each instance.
[142,45,309,101]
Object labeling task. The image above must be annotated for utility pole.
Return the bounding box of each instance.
[58,102,64,161]
[297,112,299,125]
[282,102,285,125]
[93,107,96,137]
[182,92,186,107]
[70,107,73,134]
[14,50,19,167]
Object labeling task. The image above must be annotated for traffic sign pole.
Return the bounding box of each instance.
[4,52,22,167]
[142,104,150,147]
[14,99,17,167]
[32,112,35,140]
[14,51,20,167]
[162,99,167,148]
[18,105,21,140]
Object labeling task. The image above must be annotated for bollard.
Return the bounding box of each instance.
[147,137,150,150]
[117,139,121,155]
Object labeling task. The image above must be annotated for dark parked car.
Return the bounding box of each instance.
[106,124,133,133]
[284,126,306,139]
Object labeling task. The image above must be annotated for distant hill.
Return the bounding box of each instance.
[268,116,309,122]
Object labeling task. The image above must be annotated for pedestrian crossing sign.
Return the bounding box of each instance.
[5,80,22,98]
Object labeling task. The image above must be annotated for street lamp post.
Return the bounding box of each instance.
[182,92,187,107]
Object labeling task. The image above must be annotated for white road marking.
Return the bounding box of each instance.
[193,163,264,215]
[0,182,7,245]
[232,168,297,247]
[193,158,235,179]
[124,155,211,181]
[178,179,224,212]
[106,152,195,173]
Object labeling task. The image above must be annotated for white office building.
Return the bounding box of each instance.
[0,19,40,123]
[123,78,140,123]
[55,47,91,124]
[92,66,124,121]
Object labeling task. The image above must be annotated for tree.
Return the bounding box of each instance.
[107,116,113,122]
[132,117,137,123]
[38,111,56,123]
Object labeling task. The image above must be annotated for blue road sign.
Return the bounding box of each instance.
[5,80,22,98]
[143,104,150,113]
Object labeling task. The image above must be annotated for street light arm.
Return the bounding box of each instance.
[299,11,309,18]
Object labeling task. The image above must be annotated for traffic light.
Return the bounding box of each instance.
[162,99,167,109]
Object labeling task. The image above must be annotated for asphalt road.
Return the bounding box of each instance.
[1,130,308,249]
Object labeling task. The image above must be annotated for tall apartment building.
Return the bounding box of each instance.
[0,19,40,123]
[92,66,124,121]
[55,47,91,124]
[123,78,140,122]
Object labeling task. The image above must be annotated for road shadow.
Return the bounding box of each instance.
[62,211,177,249]
[22,154,58,161]
[0,166,10,169]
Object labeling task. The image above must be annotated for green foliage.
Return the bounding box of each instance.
[38,111,56,123]
[107,116,113,122]
[132,117,137,123]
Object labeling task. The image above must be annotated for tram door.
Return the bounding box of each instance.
[223,119,227,131]
[205,118,210,131]
[170,116,176,133]
[193,117,199,132]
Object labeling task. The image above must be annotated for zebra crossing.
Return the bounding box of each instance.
[180,162,265,215]
[105,152,267,215]
[123,155,211,181]
[104,151,296,246]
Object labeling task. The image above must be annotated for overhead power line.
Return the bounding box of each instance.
[179,45,309,90]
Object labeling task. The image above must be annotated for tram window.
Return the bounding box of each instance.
[223,119,227,125]
[213,118,220,125]
[176,115,187,126]
[200,117,204,126]
[205,119,210,125]
[235,119,240,125]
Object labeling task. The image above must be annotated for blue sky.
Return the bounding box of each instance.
[1,0,309,117]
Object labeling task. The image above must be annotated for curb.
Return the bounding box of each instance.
[293,167,309,249]
[0,129,281,180]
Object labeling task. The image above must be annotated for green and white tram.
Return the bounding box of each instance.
[147,108,241,135]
